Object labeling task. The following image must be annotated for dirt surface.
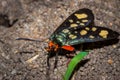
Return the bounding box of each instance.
[0,0,120,80]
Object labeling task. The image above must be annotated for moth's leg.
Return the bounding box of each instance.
[54,49,60,69]
[47,51,51,69]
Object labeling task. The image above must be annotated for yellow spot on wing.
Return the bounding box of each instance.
[75,13,88,19]
[82,20,88,22]
[76,21,80,23]
[70,23,78,27]
[80,30,87,35]
[62,29,69,33]
[75,31,78,33]
[89,35,94,38]
[69,34,77,39]
[69,19,73,23]
[85,27,90,31]
[80,23,85,26]
[99,30,108,38]
[74,27,77,29]
[92,27,97,31]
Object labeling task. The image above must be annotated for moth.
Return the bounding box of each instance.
[46,8,119,68]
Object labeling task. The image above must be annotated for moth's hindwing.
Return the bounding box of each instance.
[52,8,94,34]
[62,26,119,45]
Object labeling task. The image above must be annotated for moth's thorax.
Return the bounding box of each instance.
[50,32,67,46]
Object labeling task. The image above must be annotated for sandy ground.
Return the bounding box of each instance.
[0,0,120,80]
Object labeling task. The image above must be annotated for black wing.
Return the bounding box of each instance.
[63,26,119,45]
[52,8,94,34]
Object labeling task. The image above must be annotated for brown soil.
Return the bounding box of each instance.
[0,0,120,80]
